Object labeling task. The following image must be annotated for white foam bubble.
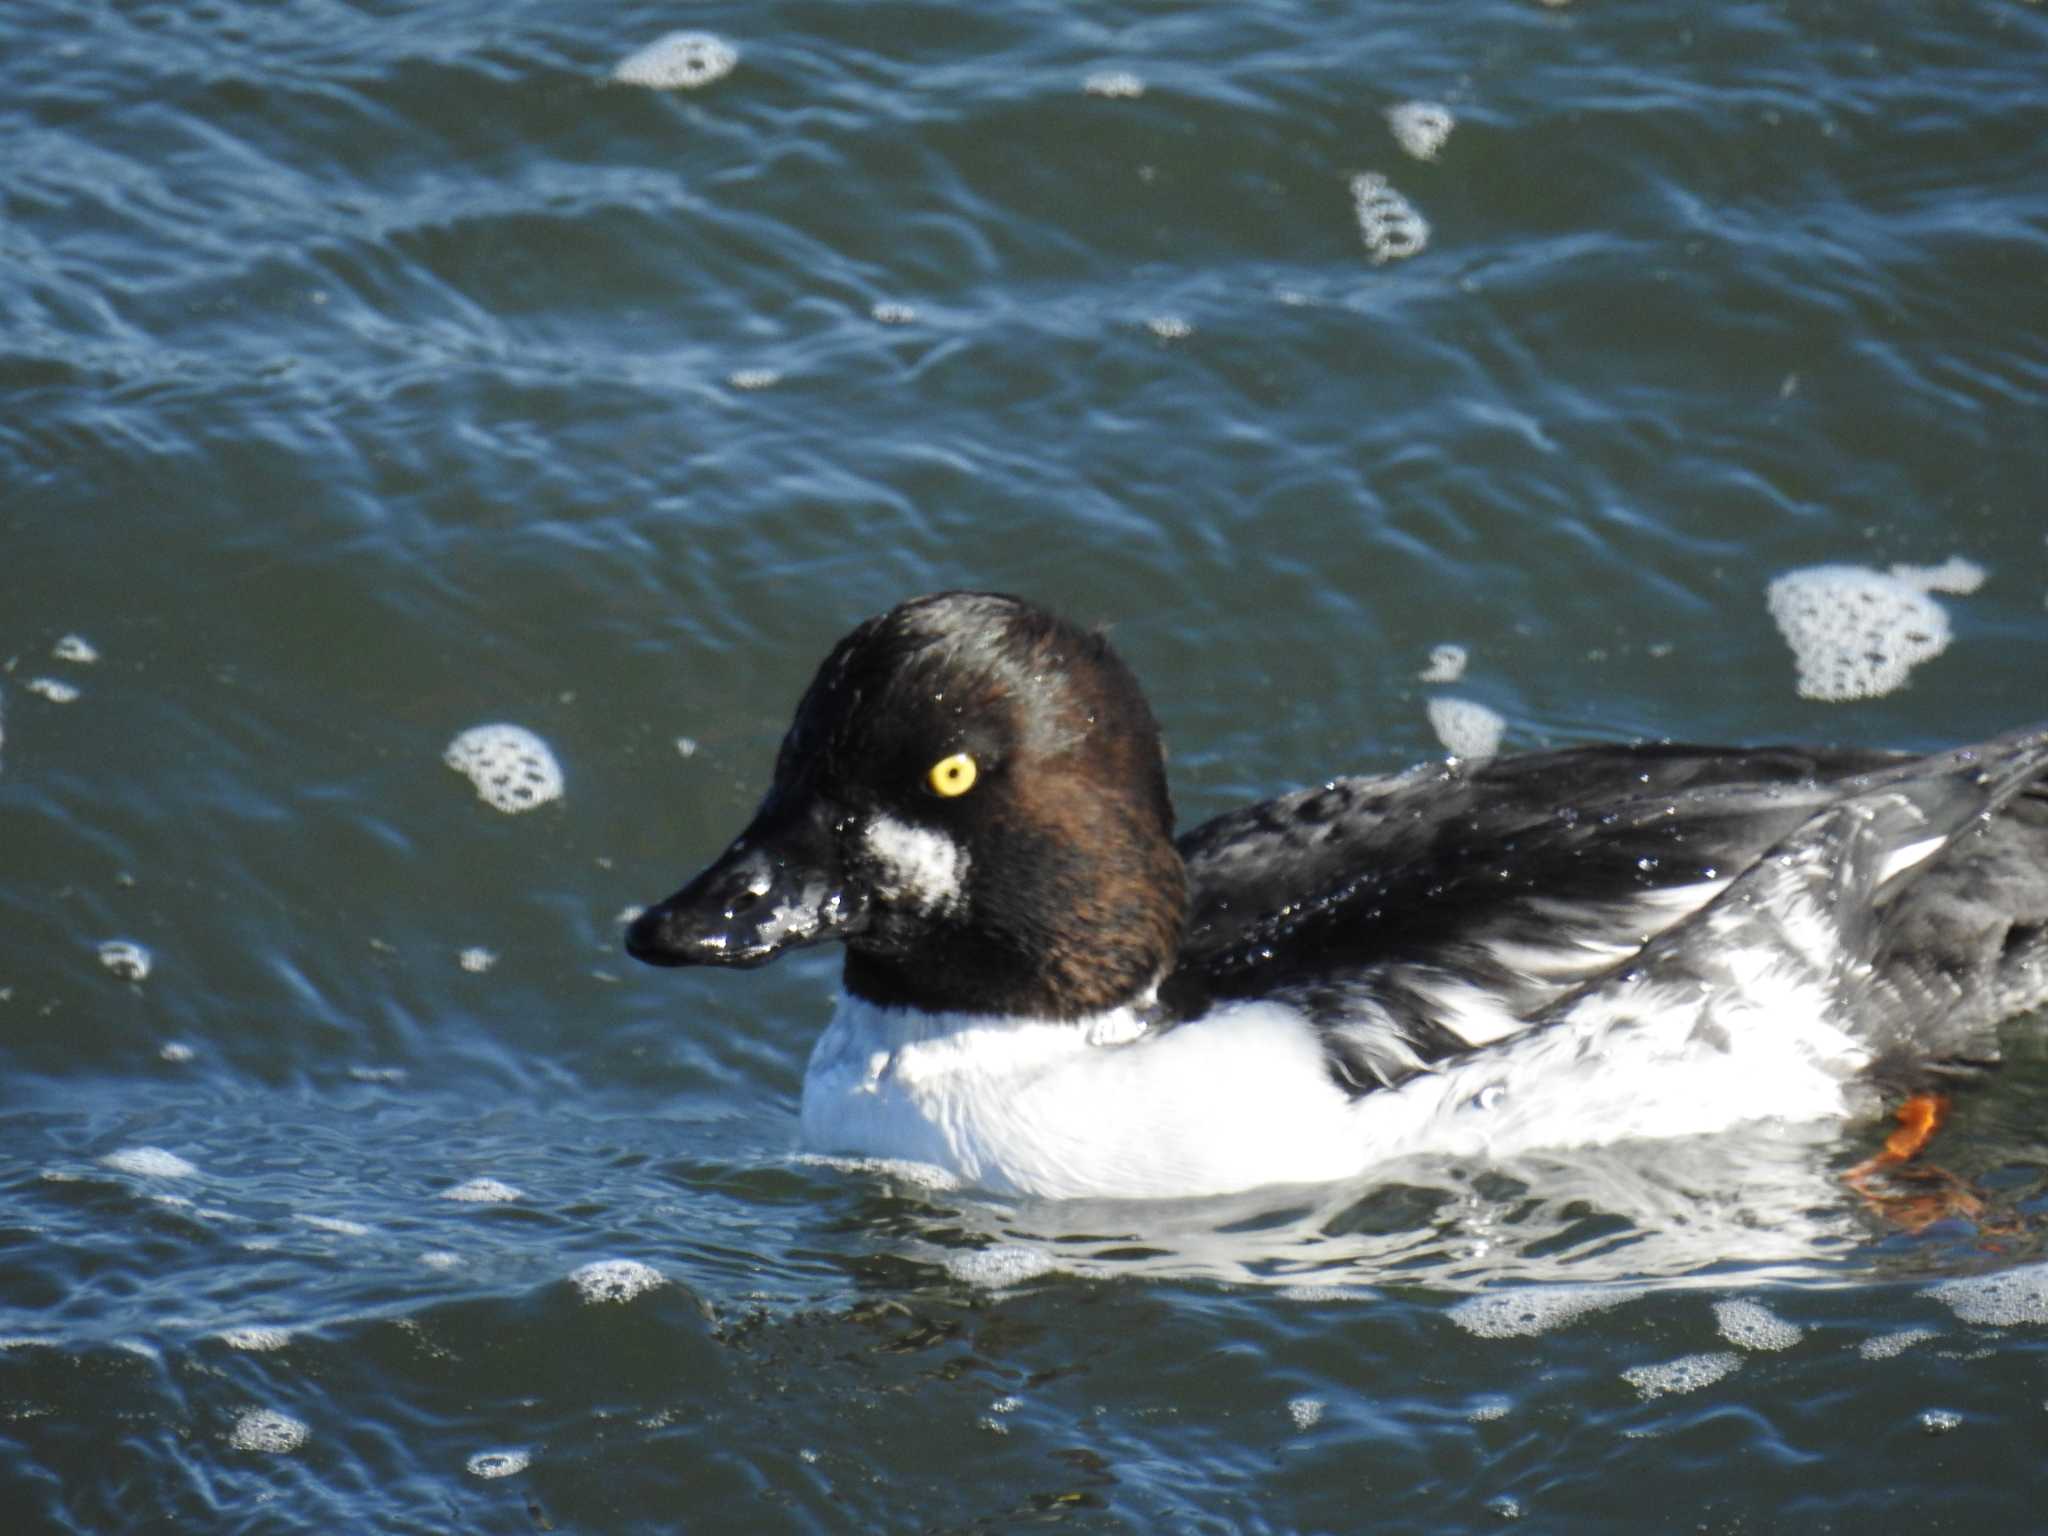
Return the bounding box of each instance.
[218,1326,291,1351]
[97,939,153,981]
[53,634,99,664]
[159,1041,195,1063]
[1449,1285,1637,1339]
[102,1146,197,1178]
[458,947,498,974]
[1350,172,1430,264]
[795,1152,962,1191]
[1766,564,1954,702]
[1428,697,1505,760]
[444,724,563,814]
[421,1249,462,1270]
[1277,1283,1371,1302]
[228,1408,309,1453]
[1621,1351,1742,1400]
[467,1448,531,1479]
[1287,1396,1324,1430]
[1387,101,1455,161]
[297,1214,372,1237]
[945,1244,1058,1288]
[27,677,80,703]
[1084,70,1145,98]
[570,1258,665,1303]
[1419,643,1468,683]
[1926,1263,2048,1326]
[440,1177,522,1203]
[1713,1298,1802,1352]
[1858,1326,1938,1360]
[1890,556,1986,596]
[613,32,737,90]
[870,302,917,325]
[1146,315,1193,340]
[1467,1398,1510,1423]
[728,367,781,390]
[1919,1408,1962,1435]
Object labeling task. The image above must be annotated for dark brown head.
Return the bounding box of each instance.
[625,592,1188,1019]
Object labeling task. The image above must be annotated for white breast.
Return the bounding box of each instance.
[799,949,1877,1202]
[801,996,1372,1199]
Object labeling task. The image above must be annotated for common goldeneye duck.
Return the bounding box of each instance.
[626,590,2048,1201]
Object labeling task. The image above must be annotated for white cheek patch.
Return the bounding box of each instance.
[863,815,969,913]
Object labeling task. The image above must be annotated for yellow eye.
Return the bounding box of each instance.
[926,752,978,798]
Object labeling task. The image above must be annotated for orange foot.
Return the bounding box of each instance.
[1843,1093,1988,1232]
[1851,1092,1949,1178]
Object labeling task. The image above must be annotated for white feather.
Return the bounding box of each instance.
[798,979,1873,1201]
[862,814,968,913]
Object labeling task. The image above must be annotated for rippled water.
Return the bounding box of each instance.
[5,1,2048,1529]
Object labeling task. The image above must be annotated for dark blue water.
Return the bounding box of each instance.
[5,1,2048,1529]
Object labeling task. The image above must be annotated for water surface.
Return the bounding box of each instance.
[5,0,2047,1529]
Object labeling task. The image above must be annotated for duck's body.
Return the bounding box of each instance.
[627,592,2048,1200]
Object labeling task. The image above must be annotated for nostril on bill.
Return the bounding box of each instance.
[724,866,775,919]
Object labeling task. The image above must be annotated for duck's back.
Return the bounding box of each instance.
[1167,741,2048,1089]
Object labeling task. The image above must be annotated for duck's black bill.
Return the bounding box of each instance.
[625,806,867,969]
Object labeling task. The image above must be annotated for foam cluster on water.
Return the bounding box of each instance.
[796,1152,962,1190]
[218,1326,292,1351]
[1925,1263,2048,1326]
[1351,173,1430,263]
[102,1146,198,1178]
[458,946,498,973]
[1387,101,1455,160]
[1428,697,1505,760]
[467,1449,531,1479]
[613,32,737,90]
[444,724,563,814]
[228,1408,309,1453]
[98,939,153,981]
[1286,1396,1324,1430]
[28,677,80,703]
[1858,1326,1938,1360]
[1084,71,1145,98]
[570,1258,665,1303]
[728,367,781,391]
[1419,643,1468,683]
[1890,556,1986,595]
[1621,1350,1741,1400]
[1713,1297,1802,1351]
[440,1177,523,1203]
[946,1244,1058,1288]
[1449,1284,1638,1339]
[298,1213,371,1237]
[1766,562,1964,701]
